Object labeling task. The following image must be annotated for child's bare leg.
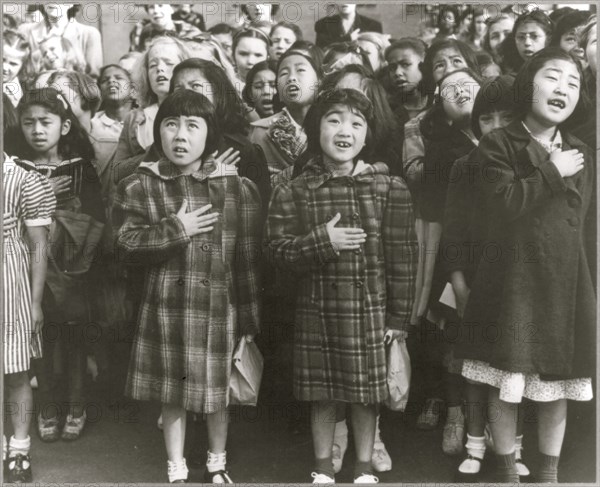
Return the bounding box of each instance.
[457,380,487,477]
[5,372,33,439]
[488,387,519,482]
[311,400,337,478]
[162,403,187,461]
[350,403,376,478]
[536,399,566,483]
[162,403,188,482]
[206,409,228,453]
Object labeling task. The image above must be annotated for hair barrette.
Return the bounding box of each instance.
[56,92,69,110]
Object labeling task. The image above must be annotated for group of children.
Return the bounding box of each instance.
[2,2,597,485]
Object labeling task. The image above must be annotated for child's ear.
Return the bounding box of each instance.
[61,118,72,136]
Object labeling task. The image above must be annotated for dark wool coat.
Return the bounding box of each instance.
[441,148,489,286]
[113,159,261,413]
[266,158,417,403]
[458,121,596,379]
[315,14,383,49]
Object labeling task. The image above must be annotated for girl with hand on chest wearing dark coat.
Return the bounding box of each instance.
[266,88,417,484]
[458,47,595,484]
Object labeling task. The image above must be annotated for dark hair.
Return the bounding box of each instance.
[289,40,324,66]
[153,89,220,159]
[46,70,102,115]
[10,87,94,161]
[208,23,235,36]
[514,10,554,37]
[277,48,324,80]
[471,75,516,138]
[321,65,400,165]
[551,10,591,47]
[437,6,460,33]
[232,28,271,56]
[304,88,374,160]
[482,13,514,58]
[242,60,278,106]
[513,47,588,128]
[97,64,133,88]
[270,21,303,42]
[323,41,374,75]
[169,58,249,135]
[41,4,81,21]
[3,93,19,137]
[384,37,427,62]
[422,39,480,96]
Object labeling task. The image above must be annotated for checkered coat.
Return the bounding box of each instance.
[113,159,261,413]
[266,158,417,403]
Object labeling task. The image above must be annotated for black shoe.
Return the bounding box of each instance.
[203,469,233,483]
[6,454,33,483]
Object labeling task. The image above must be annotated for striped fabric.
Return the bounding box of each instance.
[3,157,56,374]
[266,158,417,403]
[112,158,261,414]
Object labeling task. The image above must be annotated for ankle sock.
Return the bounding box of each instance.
[494,451,519,483]
[8,435,30,457]
[458,434,485,474]
[354,460,373,479]
[315,456,335,479]
[167,458,188,483]
[538,453,559,483]
[207,450,227,473]
[514,435,531,477]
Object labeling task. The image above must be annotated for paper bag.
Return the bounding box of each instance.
[228,339,264,406]
[384,340,411,412]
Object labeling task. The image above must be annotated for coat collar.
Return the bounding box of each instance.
[137,157,217,181]
[504,118,587,150]
[302,156,389,189]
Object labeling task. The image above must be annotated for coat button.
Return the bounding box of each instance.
[354,248,362,255]
[202,279,210,286]
[351,212,360,221]
[331,282,337,289]
[202,243,210,251]
[568,216,580,227]
[177,278,184,286]
[533,217,541,226]
[355,280,364,288]
[568,198,580,208]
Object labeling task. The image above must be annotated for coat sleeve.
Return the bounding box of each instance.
[442,157,475,276]
[266,181,339,274]
[112,175,190,265]
[478,133,567,221]
[402,116,425,187]
[109,110,147,184]
[235,179,262,337]
[383,176,418,331]
[82,25,103,78]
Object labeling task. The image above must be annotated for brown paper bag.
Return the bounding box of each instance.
[228,339,264,406]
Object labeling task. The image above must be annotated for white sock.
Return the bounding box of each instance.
[8,435,30,457]
[2,435,6,461]
[458,434,485,474]
[207,450,227,473]
[167,458,188,483]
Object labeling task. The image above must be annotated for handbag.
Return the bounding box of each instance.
[384,340,411,412]
[228,338,264,406]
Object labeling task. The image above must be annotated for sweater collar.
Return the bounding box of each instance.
[137,157,217,181]
[303,156,389,189]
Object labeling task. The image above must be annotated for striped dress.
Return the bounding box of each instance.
[3,156,56,374]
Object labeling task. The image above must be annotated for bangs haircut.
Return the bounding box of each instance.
[277,48,324,80]
[551,10,591,46]
[514,10,554,38]
[512,47,588,128]
[384,37,427,62]
[242,60,278,106]
[304,88,374,160]
[471,75,516,138]
[153,89,221,158]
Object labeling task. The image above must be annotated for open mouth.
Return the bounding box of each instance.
[548,98,566,109]
[173,147,188,154]
[523,50,534,57]
[456,95,470,106]
[156,75,168,83]
[285,84,301,98]
[334,141,351,149]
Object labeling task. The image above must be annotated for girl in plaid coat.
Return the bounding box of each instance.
[267,89,417,484]
[113,90,261,484]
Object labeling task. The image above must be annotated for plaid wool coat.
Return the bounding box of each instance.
[266,158,417,403]
[113,159,261,413]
